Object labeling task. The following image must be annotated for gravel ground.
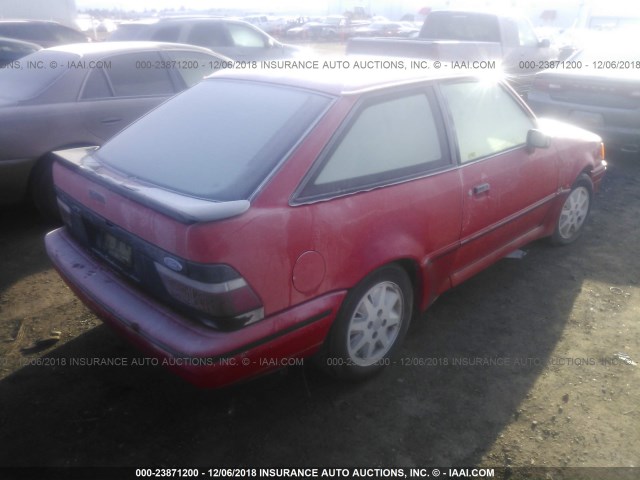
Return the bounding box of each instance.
[0,147,638,479]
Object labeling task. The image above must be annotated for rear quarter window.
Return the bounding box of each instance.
[103,52,176,97]
[297,89,449,202]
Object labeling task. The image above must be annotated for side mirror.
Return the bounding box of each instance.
[526,129,551,151]
[539,38,551,48]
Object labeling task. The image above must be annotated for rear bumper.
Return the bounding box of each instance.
[45,227,344,388]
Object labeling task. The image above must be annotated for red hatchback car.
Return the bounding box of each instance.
[45,68,606,388]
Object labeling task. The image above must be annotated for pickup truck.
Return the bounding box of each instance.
[347,10,558,95]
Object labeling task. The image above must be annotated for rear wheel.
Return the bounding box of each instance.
[321,264,413,380]
[551,174,593,245]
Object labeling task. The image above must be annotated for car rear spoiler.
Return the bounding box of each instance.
[52,146,250,224]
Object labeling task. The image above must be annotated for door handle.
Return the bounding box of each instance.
[100,117,122,125]
[472,183,490,195]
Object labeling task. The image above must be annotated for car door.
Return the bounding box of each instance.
[439,80,559,286]
[80,52,178,141]
[501,17,554,73]
[294,87,462,304]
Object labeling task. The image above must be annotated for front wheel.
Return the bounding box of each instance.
[321,264,413,380]
[551,174,593,246]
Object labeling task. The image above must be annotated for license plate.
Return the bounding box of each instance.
[98,232,132,268]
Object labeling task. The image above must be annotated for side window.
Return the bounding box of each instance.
[165,51,224,88]
[150,24,181,42]
[82,68,112,99]
[502,19,519,48]
[516,18,539,47]
[226,24,267,47]
[440,81,534,164]
[186,23,231,48]
[299,91,448,200]
[103,52,175,97]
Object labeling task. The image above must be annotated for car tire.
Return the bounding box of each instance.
[551,173,593,246]
[320,264,413,380]
[30,153,60,223]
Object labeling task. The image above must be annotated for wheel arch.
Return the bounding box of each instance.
[391,258,424,318]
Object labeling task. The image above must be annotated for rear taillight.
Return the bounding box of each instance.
[57,193,263,330]
[155,262,264,330]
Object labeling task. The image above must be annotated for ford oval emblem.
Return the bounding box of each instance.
[163,257,183,272]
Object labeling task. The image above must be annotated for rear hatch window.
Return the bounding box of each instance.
[96,79,332,201]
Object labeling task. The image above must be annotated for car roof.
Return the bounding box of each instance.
[45,41,220,58]
[208,60,483,96]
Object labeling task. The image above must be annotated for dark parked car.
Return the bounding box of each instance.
[108,17,302,61]
[0,36,40,67]
[0,42,229,218]
[46,68,606,388]
[0,20,89,48]
[527,33,640,153]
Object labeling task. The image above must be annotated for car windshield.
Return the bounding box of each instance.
[96,79,332,201]
[0,50,73,103]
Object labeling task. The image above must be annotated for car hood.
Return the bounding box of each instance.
[537,117,602,143]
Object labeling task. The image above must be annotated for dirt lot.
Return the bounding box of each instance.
[0,153,639,479]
